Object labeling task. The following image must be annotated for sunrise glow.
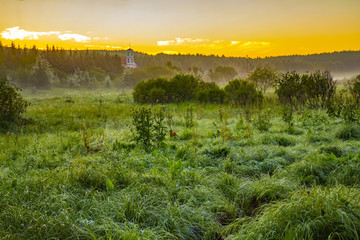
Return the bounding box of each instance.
[0,0,359,57]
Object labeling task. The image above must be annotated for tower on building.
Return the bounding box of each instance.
[123,48,137,69]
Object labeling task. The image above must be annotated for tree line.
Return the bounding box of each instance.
[0,42,359,90]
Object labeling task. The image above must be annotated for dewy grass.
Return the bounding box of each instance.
[226,186,360,240]
[1,90,360,239]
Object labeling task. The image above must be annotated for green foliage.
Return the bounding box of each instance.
[262,134,295,147]
[0,77,29,128]
[302,70,336,108]
[275,71,304,110]
[131,107,167,147]
[348,74,360,103]
[247,66,278,93]
[253,110,272,132]
[133,77,169,104]
[335,124,360,140]
[2,90,360,240]
[227,186,360,240]
[196,82,226,104]
[224,79,263,106]
[341,102,359,123]
[31,56,52,89]
[106,178,115,191]
[276,70,336,110]
[184,107,195,128]
[153,107,167,146]
[168,74,201,102]
[282,105,294,131]
[133,74,202,104]
[149,87,167,103]
[131,107,154,146]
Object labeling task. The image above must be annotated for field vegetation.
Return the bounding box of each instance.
[1,69,360,239]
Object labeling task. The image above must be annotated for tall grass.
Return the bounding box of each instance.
[1,90,360,239]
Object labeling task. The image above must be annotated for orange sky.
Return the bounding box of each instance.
[1,0,359,57]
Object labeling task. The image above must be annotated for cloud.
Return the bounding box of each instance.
[157,38,205,46]
[1,26,97,43]
[157,38,270,49]
[58,33,90,42]
[241,41,270,47]
[85,44,123,49]
[1,27,59,40]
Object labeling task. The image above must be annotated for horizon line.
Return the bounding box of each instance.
[1,41,359,59]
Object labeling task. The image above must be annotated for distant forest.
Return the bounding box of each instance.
[0,41,359,89]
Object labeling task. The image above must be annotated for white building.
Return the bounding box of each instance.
[123,48,137,69]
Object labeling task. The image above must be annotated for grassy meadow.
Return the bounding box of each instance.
[1,89,360,239]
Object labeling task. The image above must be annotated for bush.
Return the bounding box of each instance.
[302,70,336,108]
[253,111,271,132]
[275,71,336,110]
[131,107,167,147]
[168,74,201,102]
[348,74,360,104]
[149,87,167,104]
[247,66,278,93]
[132,78,169,104]
[224,79,263,106]
[282,105,294,131]
[0,77,30,128]
[196,82,226,103]
[133,74,202,104]
[275,71,304,110]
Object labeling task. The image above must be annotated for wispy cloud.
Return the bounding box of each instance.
[1,27,59,40]
[157,38,205,46]
[157,38,270,49]
[58,33,90,42]
[85,44,123,49]
[1,26,100,43]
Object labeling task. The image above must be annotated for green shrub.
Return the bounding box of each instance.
[133,74,204,104]
[224,79,263,106]
[275,71,336,110]
[168,74,201,102]
[302,70,336,108]
[0,77,30,128]
[300,110,328,127]
[282,105,294,131]
[131,107,167,147]
[184,107,195,128]
[341,102,359,123]
[247,66,278,93]
[253,111,271,132]
[132,78,169,104]
[348,74,360,104]
[325,97,344,118]
[275,71,304,110]
[149,87,167,103]
[196,83,227,103]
